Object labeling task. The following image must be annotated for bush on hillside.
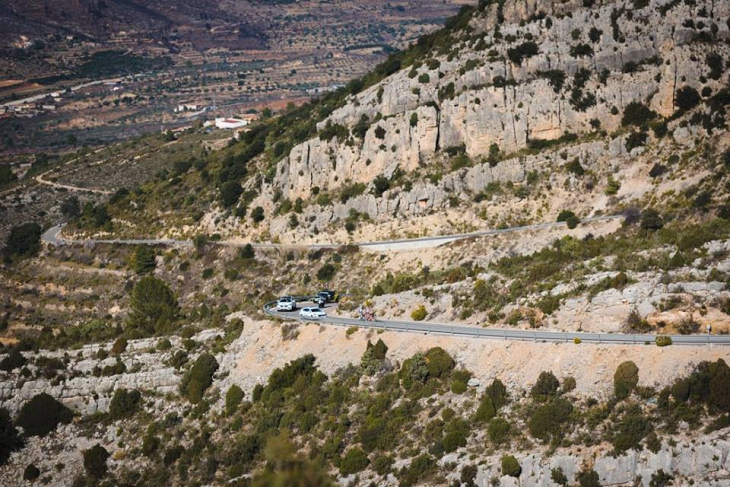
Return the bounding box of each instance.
[16,393,73,437]
[316,263,336,281]
[485,379,509,408]
[83,444,110,478]
[109,388,142,420]
[340,448,369,475]
[220,181,243,208]
[424,347,455,379]
[475,395,496,422]
[531,371,560,400]
[226,385,244,416]
[3,223,41,261]
[411,305,427,321]
[0,348,26,372]
[131,246,156,274]
[501,455,521,477]
[507,41,538,65]
[488,417,511,445]
[614,361,640,399]
[640,209,663,231]
[240,244,256,259]
[621,101,656,127]
[528,397,573,441]
[676,86,701,112]
[612,409,652,452]
[577,468,601,487]
[23,464,40,481]
[129,276,179,334]
[180,353,219,403]
[0,408,24,466]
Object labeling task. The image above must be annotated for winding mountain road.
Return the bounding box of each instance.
[40,223,730,345]
[42,215,621,251]
[263,301,730,346]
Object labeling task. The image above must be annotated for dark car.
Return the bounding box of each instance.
[318,290,336,302]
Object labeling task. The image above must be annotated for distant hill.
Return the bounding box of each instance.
[0,0,267,50]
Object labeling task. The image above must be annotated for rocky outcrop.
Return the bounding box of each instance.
[272,0,729,201]
[469,435,730,487]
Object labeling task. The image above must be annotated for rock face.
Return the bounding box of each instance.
[269,0,729,203]
[0,337,189,416]
[472,435,730,487]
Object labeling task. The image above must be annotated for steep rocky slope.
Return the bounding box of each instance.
[271,0,728,198]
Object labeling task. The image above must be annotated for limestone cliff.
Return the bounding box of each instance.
[271,0,728,202]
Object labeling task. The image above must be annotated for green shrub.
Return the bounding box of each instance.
[109,388,141,420]
[220,181,243,207]
[485,379,509,408]
[531,371,560,400]
[676,86,700,111]
[649,470,674,487]
[373,175,391,197]
[3,223,41,261]
[0,348,26,372]
[424,347,455,379]
[621,101,656,127]
[557,210,576,223]
[538,70,566,93]
[442,419,468,452]
[141,425,160,457]
[372,454,394,475]
[129,276,179,334]
[397,454,435,486]
[317,263,336,281]
[180,353,219,403]
[640,209,663,231]
[488,417,510,444]
[507,41,538,65]
[361,339,389,375]
[0,166,18,188]
[16,393,73,437]
[656,335,672,347]
[225,385,244,416]
[83,444,110,478]
[475,395,496,422]
[551,467,569,486]
[501,455,521,477]
[577,468,601,487]
[23,464,40,481]
[251,206,265,223]
[612,408,652,452]
[340,447,369,475]
[164,445,185,467]
[570,43,594,57]
[131,246,156,274]
[239,243,256,259]
[528,397,573,441]
[411,305,427,321]
[0,408,23,466]
[614,361,639,399]
[605,175,621,195]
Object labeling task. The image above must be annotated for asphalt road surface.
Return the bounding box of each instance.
[263,301,730,346]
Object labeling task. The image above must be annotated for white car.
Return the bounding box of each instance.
[300,307,326,319]
[276,296,296,312]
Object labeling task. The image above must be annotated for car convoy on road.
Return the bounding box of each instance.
[276,290,337,319]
